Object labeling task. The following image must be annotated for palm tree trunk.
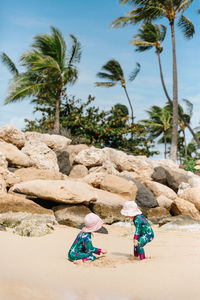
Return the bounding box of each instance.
[164,132,167,159]
[183,129,187,158]
[169,21,178,162]
[157,51,200,148]
[123,85,134,137]
[53,90,61,134]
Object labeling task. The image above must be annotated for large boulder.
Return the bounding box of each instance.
[121,176,157,208]
[0,142,31,167]
[156,195,173,211]
[144,180,177,200]
[100,174,137,200]
[152,159,179,170]
[21,141,59,172]
[25,131,71,151]
[159,215,200,228]
[10,179,98,205]
[88,161,119,175]
[0,125,25,149]
[91,189,127,224]
[170,197,200,220]
[56,150,71,175]
[152,166,190,192]
[13,220,53,237]
[69,165,88,178]
[83,172,105,188]
[66,144,89,167]
[147,207,171,223]
[74,147,106,167]
[53,205,91,227]
[14,167,65,182]
[178,187,200,211]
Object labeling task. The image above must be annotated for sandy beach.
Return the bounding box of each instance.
[0,224,200,300]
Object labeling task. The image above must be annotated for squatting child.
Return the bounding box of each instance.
[68,213,107,264]
[121,201,154,260]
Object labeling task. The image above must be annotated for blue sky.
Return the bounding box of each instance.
[0,0,200,156]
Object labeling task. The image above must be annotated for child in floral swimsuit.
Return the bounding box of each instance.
[68,213,107,264]
[121,201,154,260]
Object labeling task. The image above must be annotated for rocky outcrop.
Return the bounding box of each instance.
[21,141,59,172]
[74,147,107,167]
[10,179,98,205]
[178,188,200,211]
[170,198,200,220]
[13,220,53,237]
[66,144,89,168]
[69,165,88,178]
[0,125,25,149]
[53,205,91,227]
[83,172,105,188]
[147,207,171,221]
[56,151,71,175]
[25,131,71,151]
[14,167,64,183]
[121,177,157,208]
[144,180,177,200]
[0,142,31,167]
[156,195,173,211]
[90,189,127,224]
[152,166,190,192]
[100,174,137,200]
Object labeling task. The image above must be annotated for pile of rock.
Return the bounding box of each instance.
[0,125,200,236]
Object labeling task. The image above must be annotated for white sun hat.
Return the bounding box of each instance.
[121,201,142,217]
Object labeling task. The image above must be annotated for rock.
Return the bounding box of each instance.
[156,195,173,210]
[120,176,157,208]
[152,166,190,192]
[196,160,200,165]
[0,193,54,214]
[194,165,200,170]
[90,189,127,224]
[170,198,200,220]
[0,142,31,167]
[56,151,71,175]
[25,131,71,151]
[10,179,98,205]
[74,147,106,167]
[0,125,25,148]
[0,174,7,193]
[144,180,177,200]
[0,224,6,231]
[53,205,91,227]
[120,171,143,182]
[83,172,105,188]
[14,167,64,183]
[188,175,200,188]
[147,207,171,221]
[0,152,8,169]
[13,220,52,237]
[100,174,137,200]
[158,215,200,227]
[152,159,179,170]
[178,188,200,211]
[66,144,89,167]
[69,165,88,178]
[22,141,59,172]
[89,161,119,175]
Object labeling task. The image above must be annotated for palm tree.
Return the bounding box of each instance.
[2,27,81,134]
[95,59,140,128]
[131,21,200,149]
[112,0,195,161]
[141,105,172,158]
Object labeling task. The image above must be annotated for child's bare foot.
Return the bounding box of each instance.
[73,260,83,265]
[101,249,107,255]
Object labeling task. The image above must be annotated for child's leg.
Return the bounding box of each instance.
[69,251,97,262]
[136,235,149,260]
[134,246,139,257]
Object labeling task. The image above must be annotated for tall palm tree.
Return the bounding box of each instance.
[141,105,172,158]
[112,0,195,161]
[131,21,200,149]
[2,27,81,134]
[95,59,140,127]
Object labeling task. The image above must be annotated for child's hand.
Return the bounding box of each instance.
[101,249,107,255]
[134,239,138,246]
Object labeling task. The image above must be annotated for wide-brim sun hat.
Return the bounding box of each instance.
[121,201,142,217]
[82,213,103,233]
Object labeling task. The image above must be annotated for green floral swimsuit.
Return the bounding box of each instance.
[133,214,154,260]
[68,231,101,261]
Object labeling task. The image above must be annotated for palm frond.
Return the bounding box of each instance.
[68,34,82,66]
[111,16,136,28]
[176,0,193,13]
[130,40,154,51]
[129,62,141,81]
[1,53,19,75]
[177,15,195,39]
[182,98,193,118]
[95,82,116,88]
